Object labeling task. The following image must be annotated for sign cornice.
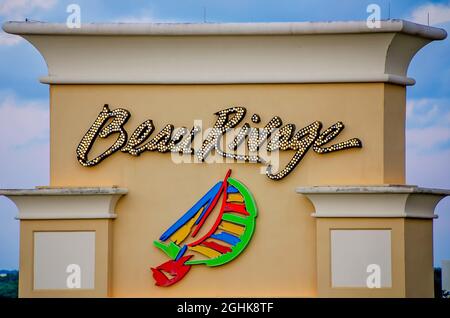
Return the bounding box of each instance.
[2,20,446,86]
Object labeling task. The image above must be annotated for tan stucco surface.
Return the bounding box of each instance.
[404,219,434,297]
[316,218,406,298]
[47,83,405,297]
[19,219,112,298]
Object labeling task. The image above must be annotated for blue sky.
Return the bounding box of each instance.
[0,0,449,269]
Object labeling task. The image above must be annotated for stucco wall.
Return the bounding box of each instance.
[48,83,405,297]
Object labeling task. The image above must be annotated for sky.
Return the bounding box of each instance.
[0,0,449,270]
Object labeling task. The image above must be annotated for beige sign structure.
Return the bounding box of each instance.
[1,19,449,297]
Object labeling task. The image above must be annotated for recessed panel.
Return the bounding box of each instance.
[331,229,391,288]
[33,231,95,290]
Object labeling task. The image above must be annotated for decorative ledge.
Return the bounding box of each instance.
[2,20,447,38]
[0,187,127,220]
[296,185,450,219]
[2,20,446,85]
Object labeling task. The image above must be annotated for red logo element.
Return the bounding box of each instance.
[151,255,193,287]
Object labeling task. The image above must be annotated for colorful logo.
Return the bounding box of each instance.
[151,169,257,287]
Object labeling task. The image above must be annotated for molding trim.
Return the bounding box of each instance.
[36,74,417,86]
[0,187,127,220]
[2,20,446,85]
[2,20,447,38]
[296,185,450,219]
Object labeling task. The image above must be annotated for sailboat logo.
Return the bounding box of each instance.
[151,169,258,287]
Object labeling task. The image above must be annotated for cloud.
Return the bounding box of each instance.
[405,97,450,266]
[0,94,48,146]
[406,97,450,187]
[0,93,49,269]
[0,0,57,47]
[407,98,441,127]
[0,0,57,19]
[409,2,450,26]
[407,146,450,186]
[407,126,450,152]
[0,93,49,188]
[114,9,180,23]
[0,31,22,46]
[406,98,450,152]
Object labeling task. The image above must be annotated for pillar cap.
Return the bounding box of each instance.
[296,185,450,219]
[0,186,128,196]
[2,20,446,85]
[0,187,128,220]
[296,185,450,195]
[3,20,447,39]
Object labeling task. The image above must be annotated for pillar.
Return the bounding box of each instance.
[297,185,449,297]
[0,187,126,297]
